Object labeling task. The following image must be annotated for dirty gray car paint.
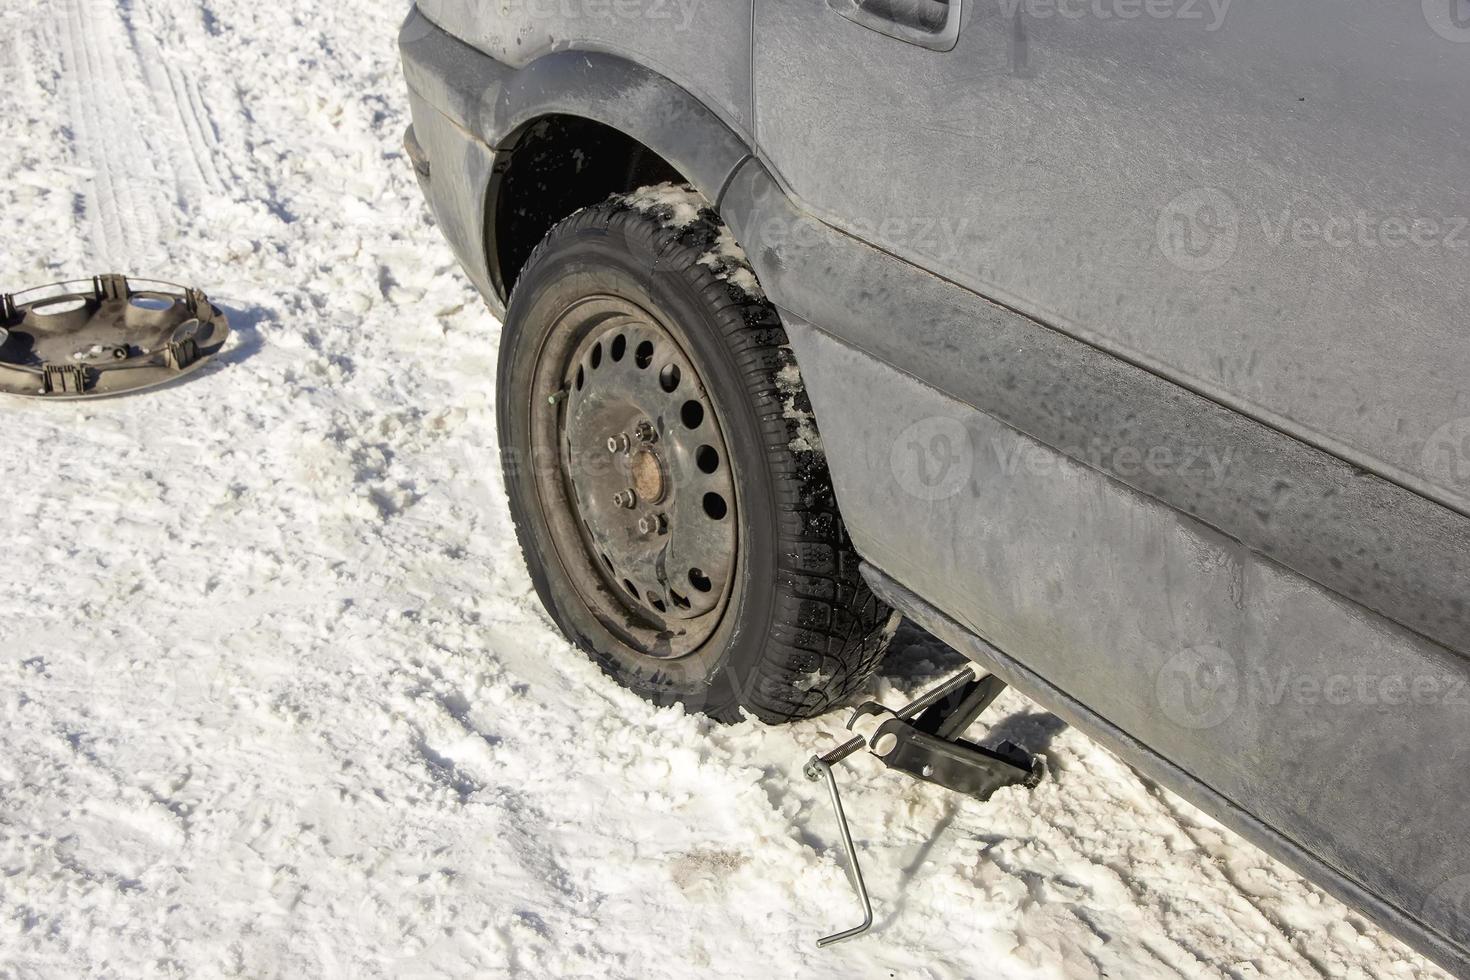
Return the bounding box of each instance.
[399,1,1470,974]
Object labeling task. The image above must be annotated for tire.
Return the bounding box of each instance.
[497,184,898,723]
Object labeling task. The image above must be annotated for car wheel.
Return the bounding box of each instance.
[497,184,898,722]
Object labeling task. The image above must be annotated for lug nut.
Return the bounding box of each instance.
[607,433,631,454]
[613,489,638,509]
[638,513,668,536]
[634,420,658,445]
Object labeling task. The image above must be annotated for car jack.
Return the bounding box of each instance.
[804,663,1042,947]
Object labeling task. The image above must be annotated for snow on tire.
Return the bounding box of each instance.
[496,185,899,723]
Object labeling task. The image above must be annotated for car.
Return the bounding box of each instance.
[398,2,1470,973]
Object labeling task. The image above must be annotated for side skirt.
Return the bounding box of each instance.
[862,563,1470,979]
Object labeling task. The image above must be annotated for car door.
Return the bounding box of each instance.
[752,0,1470,513]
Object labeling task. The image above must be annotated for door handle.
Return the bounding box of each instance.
[827,0,963,51]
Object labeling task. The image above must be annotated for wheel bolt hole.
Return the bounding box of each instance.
[635,341,654,369]
[622,578,639,598]
[681,400,704,429]
[688,568,712,593]
[670,589,691,610]
[702,492,728,521]
[659,363,681,392]
[590,342,603,370]
[575,366,584,391]
[611,334,626,362]
[646,591,666,613]
[696,445,719,474]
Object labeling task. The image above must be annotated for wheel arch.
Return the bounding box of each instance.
[481,51,754,300]
[401,8,756,302]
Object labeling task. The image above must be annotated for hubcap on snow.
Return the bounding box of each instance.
[532,297,738,660]
[0,275,230,398]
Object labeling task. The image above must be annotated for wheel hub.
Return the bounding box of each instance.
[630,448,665,504]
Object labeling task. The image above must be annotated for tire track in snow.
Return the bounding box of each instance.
[59,0,150,267]
[126,1,228,196]
[171,63,227,190]
[53,0,223,269]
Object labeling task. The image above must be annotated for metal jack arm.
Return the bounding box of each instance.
[804,663,1040,947]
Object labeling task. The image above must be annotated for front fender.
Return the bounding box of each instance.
[400,8,751,211]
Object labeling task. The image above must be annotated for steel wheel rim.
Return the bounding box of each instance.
[530,295,739,660]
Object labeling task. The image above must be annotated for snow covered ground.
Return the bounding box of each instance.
[0,1,1453,977]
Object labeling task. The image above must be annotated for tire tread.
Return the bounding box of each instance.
[511,188,897,723]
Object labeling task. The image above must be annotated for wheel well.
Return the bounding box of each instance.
[491,115,684,299]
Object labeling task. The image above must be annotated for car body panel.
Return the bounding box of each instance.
[717,158,1470,660]
[719,157,1470,970]
[752,0,1470,516]
[414,0,755,138]
[399,7,753,315]
[777,310,1470,966]
[404,88,502,310]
